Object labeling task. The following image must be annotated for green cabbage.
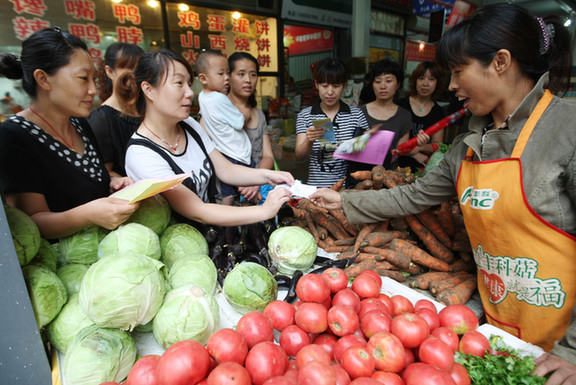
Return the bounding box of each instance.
[57,263,90,297]
[167,254,217,294]
[160,223,208,269]
[22,264,67,329]
[63,324,137,385]
[60,225,108,265]
[28,238,58,272]
[46,294,94,354]
[223,261,278,314]
[153,285,220,349]
[5,204,40,265]
[421,143,450,177]
[79,253,166,331]
[98,222,161,260]
[268,226,318,274]
[127,194,172,235]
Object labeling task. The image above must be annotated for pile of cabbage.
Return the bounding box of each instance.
[5,197,224,385]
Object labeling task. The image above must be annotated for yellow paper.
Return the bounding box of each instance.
[110,173,191,203]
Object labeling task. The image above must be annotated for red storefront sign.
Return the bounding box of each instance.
[405,40,437,62]
[447,0,478,27]
[283,25,333,56]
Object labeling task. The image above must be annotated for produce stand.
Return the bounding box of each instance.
[0,203,52,385]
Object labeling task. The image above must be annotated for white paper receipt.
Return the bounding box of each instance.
[275,180,317,198]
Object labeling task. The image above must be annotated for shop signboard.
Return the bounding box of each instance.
[447,0,478,27]
[405,40,436,62]
[413,0,455,16]
[281,0,352,29]
[283,25,333,56]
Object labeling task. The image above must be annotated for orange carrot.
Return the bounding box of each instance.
[458,252,473,262]
[298,198,329,213]
[290,206,307,219]
[330,209,359,237]
[432,202,456,238]
[355,180,373,190]
[416,209,452,249]
[353,222,378,252]
[374,220,390,233]
[331,177,347,191]
[429,273,473,296]
[337,249,360,260]
[409,272,454,290]
[305,214,319,242]
[376,269,408,282]
[334,237,357,246]
[389,238,452,272]
[449,258,476,273]
[324,245,353,253]
[436,277,478,305]
[360,231,409,249]
[350,170,373,181]
[311,210,349,240]
[371,165,385,175]
[344,259,378,278]
[390,217,409,231]
[371,166,385,190]
[404,215,455,263]
[381,170,398,189]
[451,228,472,252]
[362,246,413,271]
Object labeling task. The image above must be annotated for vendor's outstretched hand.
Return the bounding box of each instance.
[534,353,576,385]
[310,188,342,210]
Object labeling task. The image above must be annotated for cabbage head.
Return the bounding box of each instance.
[160,223,208,269]
[5,204,40,265]
[127,194,171,235]
[46,294,94,354]
[28,238,58,272]
[153,285,220,349]
[60,225,108,264]
[167,254,217,294]
[57,263,90,297]
[268,226,317,274]
[22,264,67,329]
[98,223,161,260]
[79,253,166,331]
[223,262,278,314]
[63,324,136,385]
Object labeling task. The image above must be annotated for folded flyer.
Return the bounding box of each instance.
[110,173,191,203]
[275,180,317,199]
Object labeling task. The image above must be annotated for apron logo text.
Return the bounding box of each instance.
[473,244,566,308]
[460,186,499,210]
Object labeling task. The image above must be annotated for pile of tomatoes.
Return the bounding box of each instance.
[115,268,491,385]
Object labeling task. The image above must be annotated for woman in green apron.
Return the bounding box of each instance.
[311,3,576,383]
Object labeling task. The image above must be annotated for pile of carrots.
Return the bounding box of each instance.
[286,166,478,307]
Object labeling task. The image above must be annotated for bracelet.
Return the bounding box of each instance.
[430,143,439,152]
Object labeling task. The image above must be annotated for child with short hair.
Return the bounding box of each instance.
[196,50,253,204]
[295,58,370,187]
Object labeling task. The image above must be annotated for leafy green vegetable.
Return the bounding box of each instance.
[98,222,161,260]
[223,261,278,314]
[160,223,209,269]
[60,225,108,264]
[5,204,41,265]
[456,335,547,385]
[268,226,317,274]
[22,264,68,329]
[28,238,58,272]
[127,194,171,235]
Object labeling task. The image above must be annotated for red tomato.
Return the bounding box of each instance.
[438,304,479,335]
[366,332,405,373]
[296,344,332,369]
[322,295,333,310]
[263,376,297,385]
[402,362,456,385]
[348,378,382,385]
[315,333,339,361]
[333,288,362,314]
[359,270,382,288]
[459,330,490,357]
[206,362,251,385]
[293,300,303,311]
[284,367,298,381]
[415,308,440,332]
[237,311,275,349]
[156,340,211,385]
[360,309,392,338]
[244,341,288,385]
[298,360,337,385]
[390,313,430,348]
[404,347,415,367]
[417,337,455,371]
[295,302,328,334]
[333,334,367,364]
[126,354,160,385]
[430,327,460,353]
[351,273,381,299]
[332,364,352,385]
[197,380,208,385]
[279,324,311,358]
[414,299,438,313]
[377,294,394,315]
[322,268,350,293]
[390,295,414,315]
[341,345,376,379]
[449,362,471,385]
[264,300,295,331]
[296,274,331,303]
[371,371,404,385]
[359,298,390,318]
[206,328,248,365]
[328,305,360,337]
